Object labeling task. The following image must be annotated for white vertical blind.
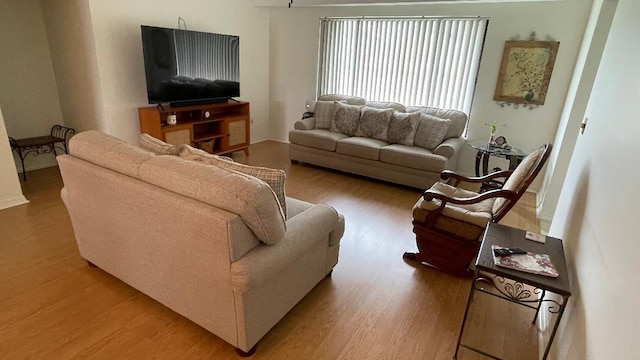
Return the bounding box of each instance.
[318,17,488,114]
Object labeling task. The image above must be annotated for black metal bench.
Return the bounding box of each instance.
[9,125,75,180]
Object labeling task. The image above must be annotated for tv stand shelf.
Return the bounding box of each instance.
[138,101,250,155]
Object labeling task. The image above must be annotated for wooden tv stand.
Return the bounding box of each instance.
[138,101,250,155]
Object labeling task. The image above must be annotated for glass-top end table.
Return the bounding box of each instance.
[468,140,531,191]
[469,140,528,159]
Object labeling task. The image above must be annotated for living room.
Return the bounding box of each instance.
[1,0,638,359]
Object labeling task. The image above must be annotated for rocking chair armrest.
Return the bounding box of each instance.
[423,188,518,205]
[441,170,514,184]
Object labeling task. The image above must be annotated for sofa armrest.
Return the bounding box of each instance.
[294,117,316,130]
[230,203,340,293]
[434,137,465,158]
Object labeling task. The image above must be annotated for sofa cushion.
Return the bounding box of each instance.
[179,145,287,218]
[413,114,451,150]
[355,106,393,141]
[139,133,179,155]
[314,100,338,129]
[336,137,387,160]
[364,101,405,112]
[380,144,447,172]
[406,106,468,139]
[140,156,286,245]
[318,94,366,105]
[387,111,420,145]
[69,130,155,179]
[289,129,348,152]
[330,102,362,136]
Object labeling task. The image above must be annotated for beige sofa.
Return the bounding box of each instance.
[289,95,468,189]
[57,131,344,355]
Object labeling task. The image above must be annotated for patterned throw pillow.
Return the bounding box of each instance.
[314,100,338,129]
[387,111,420,145]
[355,107,394,141]
[413,114,452,150]
[138,133,179,155]
[178,145,287,218]
[330,102,362,136]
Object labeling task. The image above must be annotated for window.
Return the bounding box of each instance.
[317,17,488,114]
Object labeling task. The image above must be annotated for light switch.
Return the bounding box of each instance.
[580,117,588,134]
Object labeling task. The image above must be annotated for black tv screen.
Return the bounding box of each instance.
[140,25,240,106]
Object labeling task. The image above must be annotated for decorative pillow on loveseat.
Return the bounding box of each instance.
[139,133,179,155]
[413,114,452,150]
[355,106,394,141]
[330,102,362,136]
[178,145,288,217]
[387,111,420,145]
[314,100,338,130]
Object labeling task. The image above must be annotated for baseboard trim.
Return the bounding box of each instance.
[0,195,29,210]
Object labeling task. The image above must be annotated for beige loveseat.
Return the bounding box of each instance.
[289,95,468,189]
[58,131,344,355]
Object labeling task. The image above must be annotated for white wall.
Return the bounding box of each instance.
[268,0,593,189]
[40,0,106,134]
[0,0,65,173]
[0,107,28,210]
[536,0,617,231]
[79,0,271,144]
[549,0,638,358]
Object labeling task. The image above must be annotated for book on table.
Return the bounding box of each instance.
[491,245,559,277]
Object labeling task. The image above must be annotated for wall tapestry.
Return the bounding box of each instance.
[493,40,560,107]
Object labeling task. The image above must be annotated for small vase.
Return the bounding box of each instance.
[488,132,495,146]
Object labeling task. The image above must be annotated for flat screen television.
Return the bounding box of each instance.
[140,25,240,107]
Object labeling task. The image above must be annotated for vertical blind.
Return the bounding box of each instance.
[318,17,488,114]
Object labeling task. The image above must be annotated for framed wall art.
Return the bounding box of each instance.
[493,40,560,106]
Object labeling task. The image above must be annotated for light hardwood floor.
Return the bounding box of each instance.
[0,140,541,359]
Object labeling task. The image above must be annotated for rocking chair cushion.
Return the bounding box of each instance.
[413,182,495,228]
[492,145,545,215]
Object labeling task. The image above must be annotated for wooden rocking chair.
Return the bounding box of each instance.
[404,143,552,277]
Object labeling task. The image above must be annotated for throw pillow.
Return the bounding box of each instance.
[139,133,179,155]
[314,100,338,129]
[355,107,393,142]
[330,102,361,136]
[387,111,420,145]
[179,145,287,218]
[413,114,452,150]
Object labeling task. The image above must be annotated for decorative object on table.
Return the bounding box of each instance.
[484,120,505,146]
[302,99,316,119]
[494,32,559,109]
[166,113,177,125]
[491,245,559,277]
[494,135,507,148]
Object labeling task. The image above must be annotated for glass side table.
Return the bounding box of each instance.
[468,141,529,191]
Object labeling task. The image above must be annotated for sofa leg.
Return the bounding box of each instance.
[290,159,299,164]
[86,260,97,268]
[236,345,257,357]
[325,270,333,278]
